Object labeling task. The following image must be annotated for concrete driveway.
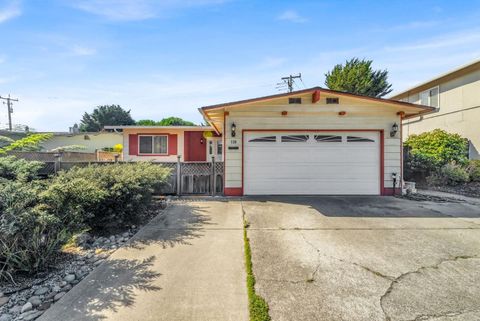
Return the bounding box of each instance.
[39,201,248,321]
[242,196,480,321]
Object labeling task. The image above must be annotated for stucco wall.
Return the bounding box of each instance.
[123,128,216,162]
[41,132,122,153]
[400,69,480,158]
[223,92,402,193]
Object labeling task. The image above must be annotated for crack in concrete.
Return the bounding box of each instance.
[297,231,480,321]
[298,232,395,282]
[379,256,480,321]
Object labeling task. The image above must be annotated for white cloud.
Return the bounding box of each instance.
[277,10,307,23]
[0,0,21,23]
[258,56,287,69]
[71,45,96,56]
[70,0,227,21]
[385,29,480,52]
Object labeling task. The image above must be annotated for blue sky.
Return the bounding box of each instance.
[1,0,480,131]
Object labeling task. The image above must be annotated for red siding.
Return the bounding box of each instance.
[168,134,177,155]
[184,131,207,161]
[128,134,138,155]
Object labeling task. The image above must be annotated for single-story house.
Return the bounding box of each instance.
[109,87,433,196]
[104,126,222,163]
[390,59,480,159]
[40,131,123,153]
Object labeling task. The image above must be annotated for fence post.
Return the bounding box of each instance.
[211,156,216,196]
[176,155,181,196]
[54,153,61,174]
[114,154,119,163]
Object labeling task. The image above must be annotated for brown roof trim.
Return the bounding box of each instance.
[201,86,435,112]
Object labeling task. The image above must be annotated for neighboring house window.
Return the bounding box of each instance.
[419,87,439,108]
[216,140,223,156]
[138,135,168,154]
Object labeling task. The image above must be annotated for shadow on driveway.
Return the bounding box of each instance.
[245,195,480,218]
[39,203,215,321]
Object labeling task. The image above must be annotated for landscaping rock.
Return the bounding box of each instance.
[21,302,33,313]
[0,314,12,321]
[21,310,44,320]
[64,274,76,283]
[33,287,49,296]
[28,296,42,307]
[9,305,22,314]
[52,285,61,293]
[53,292,65,301]
[38,301,52,311]
[0,296,8,308]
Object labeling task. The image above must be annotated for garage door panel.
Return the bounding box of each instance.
[244,131,380,195]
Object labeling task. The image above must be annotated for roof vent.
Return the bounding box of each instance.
[289,97,302,104]
[326,97,339,104]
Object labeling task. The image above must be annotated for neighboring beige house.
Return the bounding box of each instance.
[41,131,123,153]
[391,59,480,159]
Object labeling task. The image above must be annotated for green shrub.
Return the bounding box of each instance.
[427,162,469,186]
[0,180,69,279]
[467,160,480,182]
[404,129,469,180]
[42,162,171,231]
[0,156,44,181]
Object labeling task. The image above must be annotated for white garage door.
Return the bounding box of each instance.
[244,131,380,195]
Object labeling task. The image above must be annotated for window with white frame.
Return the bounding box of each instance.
[419,87,439,108]
[139,135,168,154]
[208,138,223,159]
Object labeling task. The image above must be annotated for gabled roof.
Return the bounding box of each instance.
[390,58,480,99]
[199,87,435,133]
[200,86,433,111]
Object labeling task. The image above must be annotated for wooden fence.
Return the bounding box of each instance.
[5,154,224,195]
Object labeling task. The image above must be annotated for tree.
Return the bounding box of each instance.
[79,105,135,132]
[324,58,393,98]
[136,117,196,126]
[136,119,157,126]
[0,133,53,154]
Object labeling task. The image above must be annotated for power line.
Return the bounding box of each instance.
[0,94,18,131]
[279,73,302,92]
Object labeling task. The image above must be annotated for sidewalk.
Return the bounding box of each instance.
[38,201,248,321]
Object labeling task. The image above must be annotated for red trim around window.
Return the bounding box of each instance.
[232,129,387,196]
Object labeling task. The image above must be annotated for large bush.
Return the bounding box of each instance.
[467,160,480,182]
[0,156,44,181]
[0,180,69,279]
[42,162,171,231]
[404,129,469,180]
[427,162,469,186]
[1,161,170,279]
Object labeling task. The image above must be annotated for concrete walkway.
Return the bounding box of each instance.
[39,201,248,321]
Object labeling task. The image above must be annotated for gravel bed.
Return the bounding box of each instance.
[0,227,139,321]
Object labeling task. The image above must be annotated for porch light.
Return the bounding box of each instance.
[231,122,236,137]
[390,122,399,137]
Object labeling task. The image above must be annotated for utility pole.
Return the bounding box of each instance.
[0,94,18,131]
[278,73,302,92]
